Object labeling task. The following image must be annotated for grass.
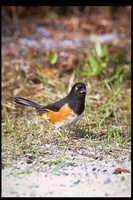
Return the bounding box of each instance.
[2,42,131,169]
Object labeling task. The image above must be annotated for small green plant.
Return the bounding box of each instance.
[46,51,59,65]
[104,64,123,91]
[80,36,131,92]
[83,37,110,77]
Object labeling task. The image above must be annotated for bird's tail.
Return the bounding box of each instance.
[14,97,43,110]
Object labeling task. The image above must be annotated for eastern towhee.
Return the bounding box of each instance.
[14,82,86,129]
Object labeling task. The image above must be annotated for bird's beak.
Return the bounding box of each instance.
[80,88,86,93]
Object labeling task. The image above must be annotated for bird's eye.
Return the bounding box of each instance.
[75,86,78,91]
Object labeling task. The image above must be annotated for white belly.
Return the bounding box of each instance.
[54,113,83,129]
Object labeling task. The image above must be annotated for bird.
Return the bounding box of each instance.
[14,82,86,129]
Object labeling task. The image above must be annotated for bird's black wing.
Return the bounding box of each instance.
[37,97,68,115]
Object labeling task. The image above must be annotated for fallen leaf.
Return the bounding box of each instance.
[113,167,130,174]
